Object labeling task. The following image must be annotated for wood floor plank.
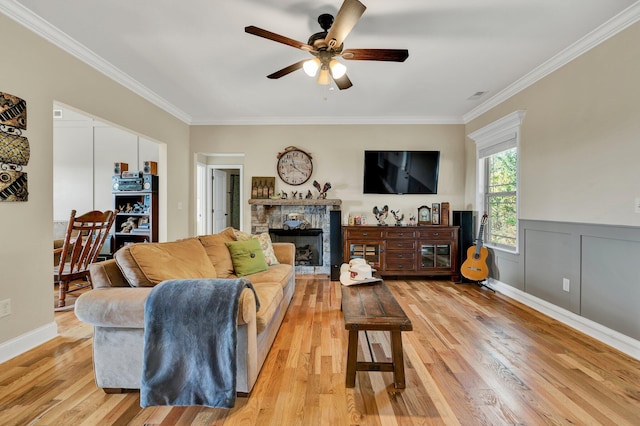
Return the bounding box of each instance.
[1,276,639,425]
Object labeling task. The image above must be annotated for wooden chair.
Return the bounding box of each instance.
[54,209,115,309]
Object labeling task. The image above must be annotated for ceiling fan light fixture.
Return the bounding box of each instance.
[246,0,409,90]
[329,59,347,79]
[317,67,331,85]
[303,58,320,77]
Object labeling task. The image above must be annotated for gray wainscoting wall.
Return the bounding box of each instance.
[489,219,640,342]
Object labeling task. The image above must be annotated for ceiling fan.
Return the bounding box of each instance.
[245,0,409,90]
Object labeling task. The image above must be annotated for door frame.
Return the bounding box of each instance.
[205,164,243,234]
[212,168,228,233]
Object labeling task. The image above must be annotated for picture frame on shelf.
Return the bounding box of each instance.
[431,203,441,225]
[417,205,431,225]
[251,176,275,199]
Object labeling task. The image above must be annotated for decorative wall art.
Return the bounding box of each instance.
[0,92,29,202]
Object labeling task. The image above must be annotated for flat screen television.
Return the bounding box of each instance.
[363,150,440,194]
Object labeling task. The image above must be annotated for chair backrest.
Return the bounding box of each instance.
[57,209,116,276]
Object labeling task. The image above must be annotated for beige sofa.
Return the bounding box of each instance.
[75,227,295,394]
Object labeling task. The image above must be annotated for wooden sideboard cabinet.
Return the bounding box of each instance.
[342,225,459,281]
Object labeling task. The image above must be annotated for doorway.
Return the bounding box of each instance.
[197,164,243,234]
[53,103,163,237]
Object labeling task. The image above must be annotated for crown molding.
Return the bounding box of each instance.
[0,0,193,124]
[4,0,638,127]
[0,1,462,127]
[463,1,640,123]
[189,115,465,126]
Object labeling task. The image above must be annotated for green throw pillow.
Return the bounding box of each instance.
[225,238,269,277]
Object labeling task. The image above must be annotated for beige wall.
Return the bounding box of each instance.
[466,21,640,227]
[0,14,190,354]
[190,124,467,232]
[3,10,638,360]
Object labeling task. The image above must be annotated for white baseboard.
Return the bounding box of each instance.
[0,322,58,364]
[488,278,640,361]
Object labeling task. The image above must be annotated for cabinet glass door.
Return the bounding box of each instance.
[349,243,381,269]
[436,245,451,268]
[421,244,451,269]
[421,245,435,268]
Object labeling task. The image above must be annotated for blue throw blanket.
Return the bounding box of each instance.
[140,278,259,409]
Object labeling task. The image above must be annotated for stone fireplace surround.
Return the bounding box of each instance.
[249,199,342,275]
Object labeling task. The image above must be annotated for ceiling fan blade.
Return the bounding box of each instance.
[267,60,307,79]
[324,0,366,49]
[333,73,353,90]
[245,26,313,51]
[342,48,409,62]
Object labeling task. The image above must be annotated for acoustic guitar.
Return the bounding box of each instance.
[461,214,489,282]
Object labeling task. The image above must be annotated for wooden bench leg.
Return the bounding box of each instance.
[345,329,359,387]
[390,331,406,389]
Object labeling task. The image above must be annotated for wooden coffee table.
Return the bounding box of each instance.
[341,280,413,389]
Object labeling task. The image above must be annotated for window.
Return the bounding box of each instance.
[484,147,517,249]
[468,111,526,252]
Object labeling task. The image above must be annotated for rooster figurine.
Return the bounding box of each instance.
[372,205,389,226]
[391,209,405,226]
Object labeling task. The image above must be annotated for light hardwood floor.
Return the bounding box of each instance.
[2,276,639,425]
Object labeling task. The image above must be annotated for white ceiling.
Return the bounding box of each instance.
[2,0,639,125]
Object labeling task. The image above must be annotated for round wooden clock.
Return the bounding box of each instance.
[277,146,313,186]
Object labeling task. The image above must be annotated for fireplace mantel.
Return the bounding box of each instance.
[249,198,341,275]
[249,198,341,207]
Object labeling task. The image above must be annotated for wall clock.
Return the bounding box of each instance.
[276,146,313,186]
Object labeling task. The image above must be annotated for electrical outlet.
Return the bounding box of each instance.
[0,299,11,318]
[635,198,640,213]
[562,278,570,292]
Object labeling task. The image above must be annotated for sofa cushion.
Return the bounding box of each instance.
[252,282,284,333]
[114,238,216,287]
[241,264,293,290]
[114,246,154,287]
[233,230,280,266]
[198,227,236,278]
[226,239,269,277]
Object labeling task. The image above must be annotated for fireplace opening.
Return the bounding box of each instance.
[270,228,323,266]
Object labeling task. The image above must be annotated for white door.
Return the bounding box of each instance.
[196,163,207,235]
[213,169,228,233]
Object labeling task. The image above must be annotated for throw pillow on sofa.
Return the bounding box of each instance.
[233,230,280,266]
[198,227,237,278]
[114,238,217,287]
[226,239,269,277]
